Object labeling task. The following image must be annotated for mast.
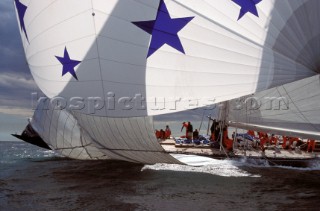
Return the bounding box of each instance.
[218,101,229,156]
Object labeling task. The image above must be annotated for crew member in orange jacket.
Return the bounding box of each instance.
[247,130,255,137]
[223,127,233,151]
[270,134,278,145]
[155,130,160,139]
[259,133,269,151]
[307,139,316,152]
[165,125,171,139]
[181,122,188,138]
[282,136,289,149]
[258,132,267,140]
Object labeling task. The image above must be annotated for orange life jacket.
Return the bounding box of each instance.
[307,139,316,152]
[247,130,255,137]
[282,136,288,148]
[223,129,233,150]
[165,129,171,139]
[270,136,278,145]
[155,130,160,139]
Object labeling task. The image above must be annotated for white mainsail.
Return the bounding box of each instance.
[227,74,320,140]
[14,0,320,162]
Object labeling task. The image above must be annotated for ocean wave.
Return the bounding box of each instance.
[142,154,261,178]
[233,156,320,171]
[0,142,61,164]
[142,154,320,177]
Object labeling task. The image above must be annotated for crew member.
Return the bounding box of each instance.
[307,139,316,152]
[223,127,233,151]
[210,119,218,141]
[282,136,289,149]
[247,130,255,138]
[155,130,160,139]
[270,134,278,145]
[193,129,199,140]
[187,122,193,140]
[160,129,165,140]
[289,137,299,149]
[165,125,171,139]
[259,133,269,151]
[181,122,188,138]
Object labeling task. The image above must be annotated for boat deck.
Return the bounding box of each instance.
[160,139,319,160]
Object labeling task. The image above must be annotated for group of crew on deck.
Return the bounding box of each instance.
[155,125,172,140]
[238,130,317,153]
[155,120,317,153]
[210,119,317,153]
[155,122,199,140]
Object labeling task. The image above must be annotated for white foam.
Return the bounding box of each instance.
[142,154,261,177]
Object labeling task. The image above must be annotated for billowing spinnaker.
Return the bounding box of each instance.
[15,0,320,117]
[227,75,320,140]
[31,100,108,160]
[31,100,180,164]
[70,112,181,164]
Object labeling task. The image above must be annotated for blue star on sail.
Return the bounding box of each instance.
[232,0,262,20]
[14,0,29,41]
[132,0,194,58]
[55,47,81,80]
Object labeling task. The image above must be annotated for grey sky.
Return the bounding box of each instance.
[0,0,39,114]
[0,0,39,141]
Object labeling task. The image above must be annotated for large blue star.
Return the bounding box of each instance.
[132,0,194,58]
[14,0,29,41]
[55,47,81,80]
[232,0,262,20]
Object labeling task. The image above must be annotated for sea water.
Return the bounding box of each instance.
[1,141,320,210]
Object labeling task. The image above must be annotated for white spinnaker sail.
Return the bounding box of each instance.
[70,112,181,164]
[14,0,320,117]
[31,100,108,160]
[227,74,320,140]
[31,99,180,163]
